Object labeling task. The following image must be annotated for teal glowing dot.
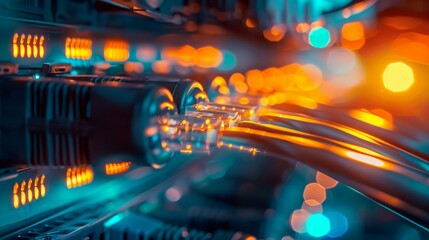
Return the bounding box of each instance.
[217,50,237,71]
[70,70,78,75]
[306,213,331,237]
[309,27,331,49]
[34,74,41,80]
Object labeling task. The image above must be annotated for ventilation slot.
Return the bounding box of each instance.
[27,81,91,167]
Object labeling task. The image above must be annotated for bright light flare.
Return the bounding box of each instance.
[349,109,394,130]
[344,151,385,167]
[382,62,414,93]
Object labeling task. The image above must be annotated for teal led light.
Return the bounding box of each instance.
[305,213,331,237]
[309,27,331,48]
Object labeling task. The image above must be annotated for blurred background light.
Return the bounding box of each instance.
[305,213,331,237]
[303,183,326,206]
[137,44,157,62]
[263,25,286,42]
[326,211,348,238]
[217,50,237,71]
[316,171,338,189]
[341,22,366,50]
[290,209,310,233]
[309,27,331,48]
[327,48,357,74]
[382,62,414,92]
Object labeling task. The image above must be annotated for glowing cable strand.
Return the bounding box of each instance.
[273,103,429,162]
[260,104,429,160]
[239,121,429,176]
[255,113,429,173]
[219,127,429,228]
[220,123,428,181]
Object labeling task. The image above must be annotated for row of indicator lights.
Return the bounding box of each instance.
[13,175,46,209]
[65,37,93,60]
[66,166,94,189]
[12,33,45,58]
[105,162,131,175]
[104,40,130,62]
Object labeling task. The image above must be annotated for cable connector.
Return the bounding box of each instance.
[156,115,221,155]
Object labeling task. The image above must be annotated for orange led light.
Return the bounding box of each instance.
[66,166,93,189]
[105,162,132,175]
[13,33,45,59]
[12,33,19,58]
[12,174,46,209]
[65,37,92,60]
[20,34,25,58]
[39,36,45,58]
[33,35,39,58]
[104,40,129,62]
[13,183,19,209]
[34,176,40,200]
[27,179,33,202]
[20,180,26,206]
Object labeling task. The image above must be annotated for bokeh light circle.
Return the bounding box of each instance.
[309,27,331,48]
[306,213,331,237]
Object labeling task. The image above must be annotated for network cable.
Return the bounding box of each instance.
[274,103,429,162]
[63,75,257,126]
[218,125,429,230]
[0,76,218,169]
[255,111,429,173]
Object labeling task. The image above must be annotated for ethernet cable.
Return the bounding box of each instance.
[254,111,429,173]
[218,126,429,229]
[273,103,429,162]
[63,75,259,122]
